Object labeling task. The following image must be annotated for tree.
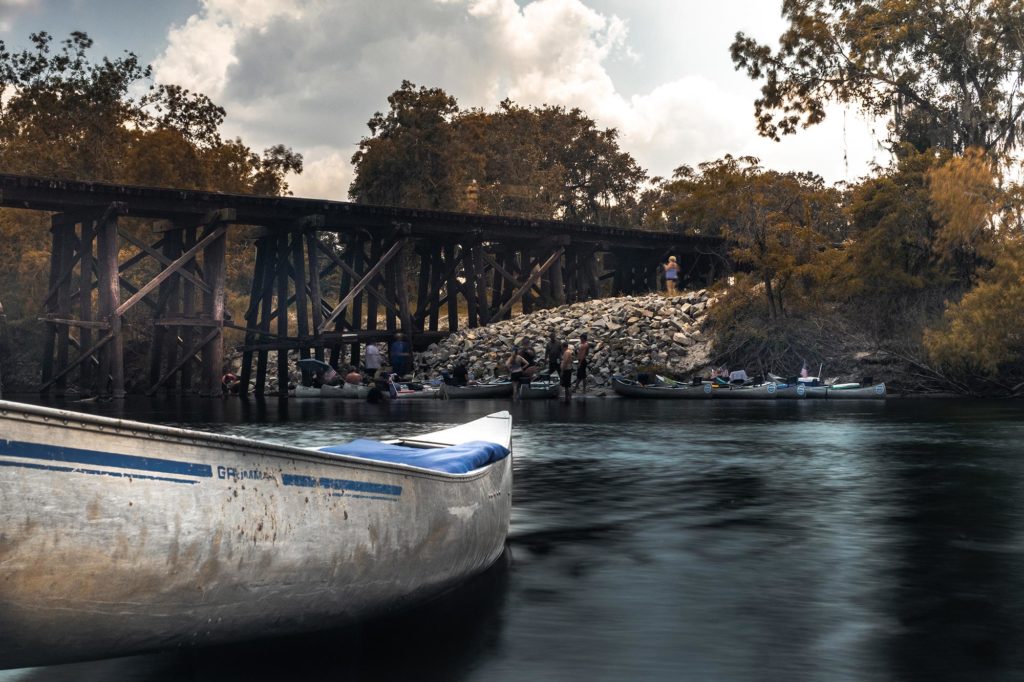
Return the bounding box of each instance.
[0,31,302,192]
[456,101,647,223]
[349,81,461,209]
[731,0,1024,155]
[667,155,839,319]
[455,101,566,218]
[0,30,303,358]
[350,85,647,225]
[922,149,1024,380]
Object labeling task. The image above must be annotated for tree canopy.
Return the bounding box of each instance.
[666,155,842,319]
[350,82,647,224]
[0,31,302,191]
[0,31,303,325]
[731,0,1024,155]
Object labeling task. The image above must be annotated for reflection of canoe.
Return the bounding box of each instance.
[611,376,711,399]
[294,383,369,399]
[519,380,560,400]
[441,381,514,399]
[826,382,887,399]
[0,399,512,668]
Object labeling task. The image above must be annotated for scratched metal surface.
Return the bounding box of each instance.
[0,400,511,669]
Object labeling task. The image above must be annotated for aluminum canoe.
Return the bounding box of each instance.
[392,386,442,400]
[826,382,887,399]
[611,376,712,399]
[0,400,512,668]
[519,379,560,400]
[773,383,829,399]
[440,381,514,399]
[710,382,780,399]
[294,383,369,399]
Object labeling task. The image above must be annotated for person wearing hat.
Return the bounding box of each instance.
[663,255,679,295]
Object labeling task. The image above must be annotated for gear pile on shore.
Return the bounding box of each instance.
[417,289,718,391]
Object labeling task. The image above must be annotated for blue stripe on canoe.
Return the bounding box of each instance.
[0,439,213,478]
[0,458,198,484]
[282,473,401,497]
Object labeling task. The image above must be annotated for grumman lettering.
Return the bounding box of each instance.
[217,466,276,482]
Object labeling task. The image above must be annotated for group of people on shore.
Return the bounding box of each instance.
[505,331,590,402]
[289,328,593,403]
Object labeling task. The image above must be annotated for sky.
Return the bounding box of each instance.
[0,0,890,201]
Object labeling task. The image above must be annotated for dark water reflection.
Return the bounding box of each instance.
[5,397,1024,680]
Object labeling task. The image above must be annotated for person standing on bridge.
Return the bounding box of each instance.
[663,255,679,295]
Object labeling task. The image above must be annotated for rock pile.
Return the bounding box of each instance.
[417,289,718,391]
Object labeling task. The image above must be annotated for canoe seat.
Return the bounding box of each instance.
[319,440,509,474]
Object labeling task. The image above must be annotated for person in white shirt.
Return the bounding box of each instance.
[364,342,381,378]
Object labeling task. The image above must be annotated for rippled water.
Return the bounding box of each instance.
[5,397,1024,681]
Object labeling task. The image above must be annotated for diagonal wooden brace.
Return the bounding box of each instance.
[318,238,407,333]
[493,247,565,321]
[115,225,227,318]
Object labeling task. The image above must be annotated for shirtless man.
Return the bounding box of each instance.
[573,333,591,394]
[559,341,574,403]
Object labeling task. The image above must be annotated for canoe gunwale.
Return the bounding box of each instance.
[0,400,510,481]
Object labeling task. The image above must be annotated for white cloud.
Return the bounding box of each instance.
[287,147,353,199]
[0,0,35,32]
[152,0,885,200]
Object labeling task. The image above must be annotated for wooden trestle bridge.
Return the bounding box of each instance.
[1,174,725,398]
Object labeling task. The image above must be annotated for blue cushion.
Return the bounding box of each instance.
[318,439,510,474]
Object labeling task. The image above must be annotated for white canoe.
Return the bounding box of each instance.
[294,383,369,399]
[827,382,887,399]
[0,400,512,668]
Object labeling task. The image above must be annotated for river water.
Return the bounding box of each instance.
[4,396,1024,681]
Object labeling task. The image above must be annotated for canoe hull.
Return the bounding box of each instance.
[519,381,560,400]
[774,384,829,399]
[0,401,512,668]
[611,377,711,399]
[826,382,887,399]
[440,382,514,399]
[710,383,779,399]
[393,387,442,400]
[294,384,369,399]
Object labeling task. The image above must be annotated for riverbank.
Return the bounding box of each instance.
[415,289,718,393]
[0,288,957,398]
